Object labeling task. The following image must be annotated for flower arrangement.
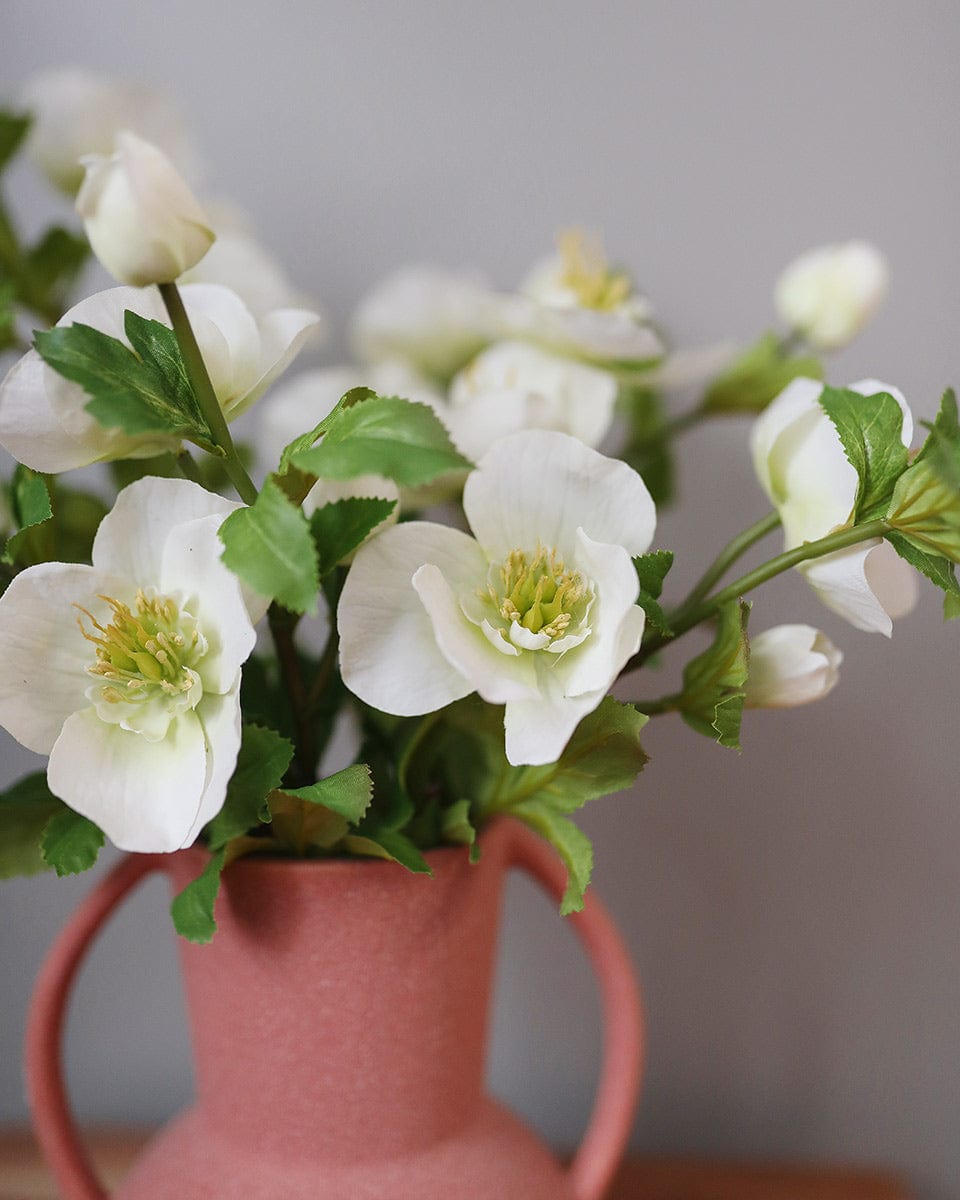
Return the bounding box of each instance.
[1,70,957,943]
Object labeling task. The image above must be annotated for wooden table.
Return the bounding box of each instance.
[0,1130,914,1199]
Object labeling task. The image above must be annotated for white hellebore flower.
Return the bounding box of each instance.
[76,132,215,287]
[22,68,198,196]
[745,625,842,708]
[0,478,266,852]
[0,283,320,472]
[496,229,663,365]
[751,377,918,635]
[351,265,498,382]
[775,241,888,351]
[444,340,618,460]
[338,430,655,766]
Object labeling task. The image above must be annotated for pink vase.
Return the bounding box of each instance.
[27,818,643,1199]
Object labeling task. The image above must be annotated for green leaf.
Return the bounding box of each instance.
[0,110,31,173]
[818,385,909,516]
[944,591,960,620]
[205,724,294,850]
[310,496,397,574]
[40,809,105,877]
[34,318,217,451]
[277,763,373,824]
[3,465,53,563]
[0,773,61,879]
[343,824,433,874]
[219,477,319,613]
[170,848,226,944]
[702,332,823,415]
[26,227,90,300]
[680,598,750,749]
[292,395,472,486]
[278,386,375,475]
[512,806,594,915]
[633,549,674,636]
[617,385,674,507]
[886,531,960,597]
[440,798,478,850]
[0,280,16,350]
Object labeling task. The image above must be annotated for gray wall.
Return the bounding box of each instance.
[1,2,959,1197]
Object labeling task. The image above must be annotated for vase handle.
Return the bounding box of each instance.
[506,821,644,1200]
[26,853,163,1200]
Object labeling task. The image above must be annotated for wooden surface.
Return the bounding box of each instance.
[0,1129,914,1199]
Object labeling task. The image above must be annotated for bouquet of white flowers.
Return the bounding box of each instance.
[1,70,957,943]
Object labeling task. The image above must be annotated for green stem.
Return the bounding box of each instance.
[627,517,891,672]
[157,281,258,506]
[268,604,315,786]
[671,510,781,620]
[173,449,205,486]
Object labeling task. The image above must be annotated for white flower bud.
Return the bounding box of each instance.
[745,624,842,708]
[76,131,214,287]
[774,241,888,351]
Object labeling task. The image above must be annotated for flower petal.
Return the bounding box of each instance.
[233,307,324,417]
[0,352,101,472]
[47,707,208,852]
[0,562,107,753]
[503,687,602,766]
[179,685,242,845]
[802,539,918,635]
[338,521,486,715]
[750,376,829,504]
[464,430,656,562]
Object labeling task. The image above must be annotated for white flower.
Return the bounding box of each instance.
[22,68,199,196]
[76,132,215,287]
[338,430,655,766]
[0,283,321,472]
[0,477,266,852]
[751,376,918,634]
[443,340,618,460]
[745,624,842,708]
[495,230,662,365]
[775,241,888,351]
[351,265,498,382]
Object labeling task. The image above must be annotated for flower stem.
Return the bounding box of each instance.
[671,510,781,620]
[626,517,891,672]
[157,281,258,506]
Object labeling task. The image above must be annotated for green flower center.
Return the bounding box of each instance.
[482,545,589,641]
[558,229,632,312]
[77,589,205,707]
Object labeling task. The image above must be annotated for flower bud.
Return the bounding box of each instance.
[745,624,842,708]
[775,241,888,351]
[76,131,214,286]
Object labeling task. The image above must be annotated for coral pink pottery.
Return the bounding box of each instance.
[27,818,643,1199]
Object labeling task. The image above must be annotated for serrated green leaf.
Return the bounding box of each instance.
[511,805,594,915]
[40,809,105,877]
[278,386,375,475]
[205,725,293,850]
[3,466,53,564]
[170,848,226,944]
[219,477,319,613]
[702,332,822,415]
[0,110,31,173]
[292,396,472,486]
[344,825,433,874]
[0,773,61,879]
[680,598,750,750]
[277,763,373,824]
[944,591,960,620]
[633,549,674,636]
[34,319,216,450]
[310,496,396,574]
[819,386,909,516]
[886,530,960,596]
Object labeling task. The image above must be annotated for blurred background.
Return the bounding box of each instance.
[1,2,958,1197]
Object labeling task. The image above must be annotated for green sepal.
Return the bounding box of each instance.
[702,332,822,415]
[310,496,396,575]
[34,316,218,452]
[219,477,319,614]
[818,385,909,517]
[170,848,226,944]
[679,598,750,749]
[633,549,674,636]
[291,395,472,487]
[886,390,960,562]
[205,725,294,850]
[0,773,62,879]
[40,809,105,877]
[0,110,31,173]
[2,465,52,564]
[278,387,374,475]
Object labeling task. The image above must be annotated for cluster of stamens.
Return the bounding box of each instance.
[76,590,202,705]
[557,229,632,311]
[482,545,587,641]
